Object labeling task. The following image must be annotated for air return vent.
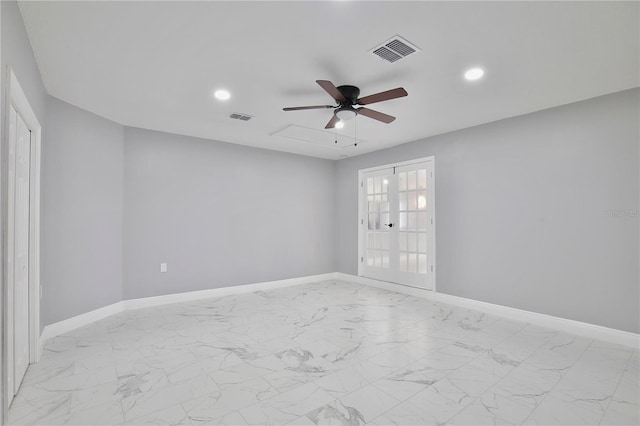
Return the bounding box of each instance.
[229,113,253,121]
[370,35,420,63]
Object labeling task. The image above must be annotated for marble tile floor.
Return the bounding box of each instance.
[8,280,639,426]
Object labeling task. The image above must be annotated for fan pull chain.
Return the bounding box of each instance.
[354,115,358,147]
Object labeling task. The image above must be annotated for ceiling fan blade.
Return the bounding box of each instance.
[283,105,334,111]
[316,80,346,103]
[325,115,340,129]
[357,107,396,124]
[357,88,408,105]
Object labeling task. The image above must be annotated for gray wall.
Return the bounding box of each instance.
[1,0,125,329]
[123,127,335,300]
[335,88,639,333]
[1,1,46,121]
[42,97,124,325]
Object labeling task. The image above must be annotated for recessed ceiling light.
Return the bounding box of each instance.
[214,89,231,101]
[464,68,484,81]
[335,121,345,129]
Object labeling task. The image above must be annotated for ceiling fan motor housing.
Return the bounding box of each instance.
[336,85,360,105]
[335,85,360,120]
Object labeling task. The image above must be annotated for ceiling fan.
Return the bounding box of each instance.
[283,80,408,129]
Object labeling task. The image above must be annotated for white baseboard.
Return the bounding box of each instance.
[336,273,436,299]
[122,273,336,310]
[39,272,639,354]
[335,273,640,349]
[39,273,336,351]
[39,301,124,352]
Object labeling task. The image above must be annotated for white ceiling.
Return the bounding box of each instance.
[18,1,639,160]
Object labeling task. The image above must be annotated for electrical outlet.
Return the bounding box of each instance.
[160,263,168,273]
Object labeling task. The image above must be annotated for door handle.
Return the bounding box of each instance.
[384,223,394,228]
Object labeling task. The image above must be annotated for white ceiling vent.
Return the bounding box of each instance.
[229,113,253,121]
[370,35,420,63]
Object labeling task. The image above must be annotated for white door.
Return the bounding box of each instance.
[361,167,396,283]
[8,105,32,399]
[360,159,435,289]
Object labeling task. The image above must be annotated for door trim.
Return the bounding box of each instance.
[357,156,436,292]
[3,68,42,405]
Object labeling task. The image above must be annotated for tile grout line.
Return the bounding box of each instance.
[365,318,530,425]
[167,282,379,424]
[364,327,510,423]
[449,324,559,425]
[434,322,545,424]
[429,319,546,423]
[470,325,560,423]
[596,348,635,425]
[219,286,433,423]
[519,337,596,425]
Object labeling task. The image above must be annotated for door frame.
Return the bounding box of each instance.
[2,68,42,405]
[357,156,436,291]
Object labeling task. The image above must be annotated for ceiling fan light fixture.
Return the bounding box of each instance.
[336,108,357,121]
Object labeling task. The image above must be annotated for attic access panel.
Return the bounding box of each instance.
[270,124,366,149]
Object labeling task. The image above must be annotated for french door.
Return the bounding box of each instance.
[359,158,435,290]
